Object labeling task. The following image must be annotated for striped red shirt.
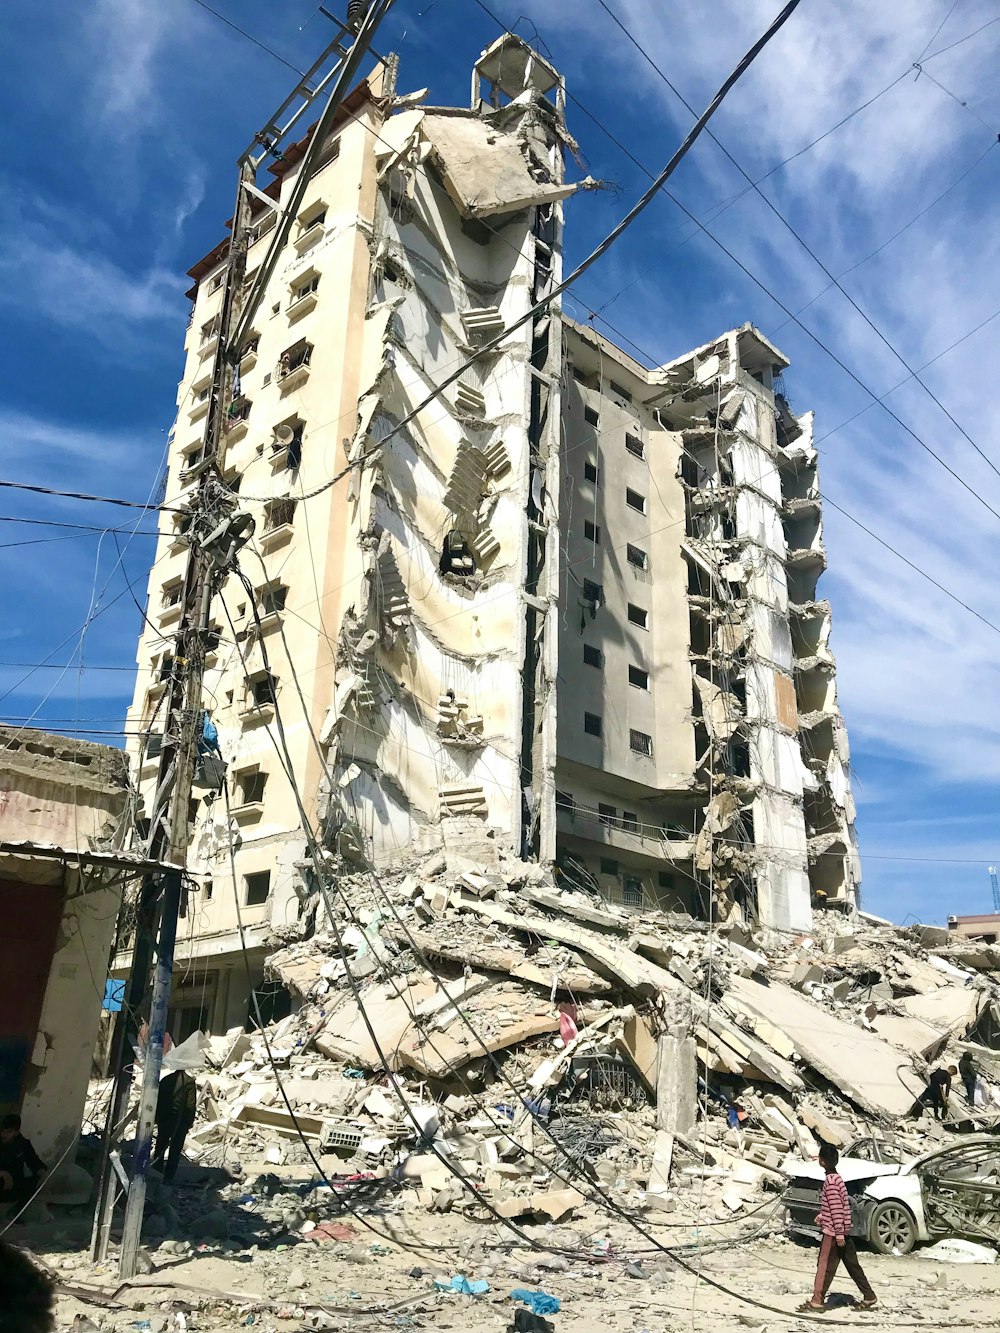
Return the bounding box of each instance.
[818,1171,852,1237]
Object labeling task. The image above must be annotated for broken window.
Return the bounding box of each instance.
[582,578,604,607]
[161,580,183,610]
[584,460,599,484]
[246,673,278,708]
[584,405,599,427]
[258,583,287,618]
[584,520,601,544]
[627,603,648,628]
[628,665,649,690]
[238,768,268,806]
[227,395,251,423]
[278,339,312,379]
[625,433,644,460]
[203,878,214,901]
[199,316,220,346]
[264,498,296,531]
[244,869,271,905]
[625,487,646,513]
[440,531,476,576]
[584,711,603,737]
[626,544,647,570]
[272,418,304,470]
[630,729,653,756]
[208,271,224,293]
[600,857,619,876]
[299,203,327,232]
[583,643,603,668]
[658,871,675,889]
[598,802,617,827]
[144,732,163,759]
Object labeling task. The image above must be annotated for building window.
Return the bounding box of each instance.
[555,790,573,813]
[626,544,647,570]
[299,203,327,231]
[584,405,599,427]
[273,418,304,470]
[199,316,220,346]
[246,672,278,708]
[600,857,619,876]
[183,442,207,471]
[584,520,601,544]
[629,665,649,690]
[626,487,646,513]
[609,379,633,403]
[582,579,604,606]
[598,803,617,827]
[238,768,268,805]
[227,395,251,424]
[144,733,163,759]
[622,811,638,832]
[584,711,602,737]
[290,272,320,306]
[244,870,271,906]
[623,876,644,907]
[203,878,214,901]
[161,580,183,610]
[208,271,224,293]
[264,498,296,531]
[584,460,599,484]
[583,643,603,669]
[627,603,648,628]
[258,583,288,618]
[625,433,644,460]
[278,339,313,379]
[630,729,653,756]
[658,872,675,889]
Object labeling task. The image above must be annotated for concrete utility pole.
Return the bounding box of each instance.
[88,3,397,1279]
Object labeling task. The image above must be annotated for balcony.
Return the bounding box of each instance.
[239,343,259,374]
[293,219,325,254]
[158,599,183,627]
[259,522,293,553]
[287,284,319,323]
[238,701,275,726]
[555,803,695,862]
[188,394,210,422]
[230,799,265,823]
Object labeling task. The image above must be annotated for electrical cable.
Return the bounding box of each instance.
[0,478,180,512]
[185,0,305,74]
[596,0,1000,490]
[227,0,804,508]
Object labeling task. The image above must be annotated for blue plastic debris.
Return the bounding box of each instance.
[434,1274,490,1295]
[510,1288,561,1315]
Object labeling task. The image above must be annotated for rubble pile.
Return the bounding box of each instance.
[95,854,1000,1246]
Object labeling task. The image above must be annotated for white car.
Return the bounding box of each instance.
[782,1136,1000,1256]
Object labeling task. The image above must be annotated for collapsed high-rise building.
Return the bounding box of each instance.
[121,37,860,1036]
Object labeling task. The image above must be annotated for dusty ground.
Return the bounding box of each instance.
[20,1185,1000,1333]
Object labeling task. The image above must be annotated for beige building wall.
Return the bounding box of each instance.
[0,729,129,1170]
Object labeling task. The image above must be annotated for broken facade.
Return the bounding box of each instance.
[0,728,131,1168]
[123,36,859,1032]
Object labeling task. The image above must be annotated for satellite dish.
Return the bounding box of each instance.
[273,424,295,446]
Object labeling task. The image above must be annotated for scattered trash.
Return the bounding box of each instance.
[436,1274,491,1295]
[510,1287,561,1315]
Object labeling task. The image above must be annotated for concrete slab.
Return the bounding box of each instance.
[900,987,982,1036]
[870,1013,948,1061]
[727,975,922,1117]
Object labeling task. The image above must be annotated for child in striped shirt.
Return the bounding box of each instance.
[799,1144,877,1313]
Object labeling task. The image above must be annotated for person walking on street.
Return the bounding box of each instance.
[799,1145,877,1313]
[959,1052,978,1106]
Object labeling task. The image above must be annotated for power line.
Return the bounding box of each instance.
[596,0,1000,490]
[185,0,304,74]
[0,478,179,513]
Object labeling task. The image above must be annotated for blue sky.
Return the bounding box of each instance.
[1,0,998,925]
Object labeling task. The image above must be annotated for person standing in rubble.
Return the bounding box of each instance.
[958,1051,979,1106]
[799,1145,877,1313]
[151,1069,198,1183]
[914,1064,957,1121]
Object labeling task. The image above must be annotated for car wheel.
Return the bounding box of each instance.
[868,1200,917,1256]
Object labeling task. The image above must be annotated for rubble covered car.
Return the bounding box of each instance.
[782,1136,1000,1256]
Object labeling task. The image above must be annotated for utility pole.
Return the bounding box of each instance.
[89,3,396,1278]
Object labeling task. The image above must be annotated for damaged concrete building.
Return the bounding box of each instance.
[123,36,859,1032]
